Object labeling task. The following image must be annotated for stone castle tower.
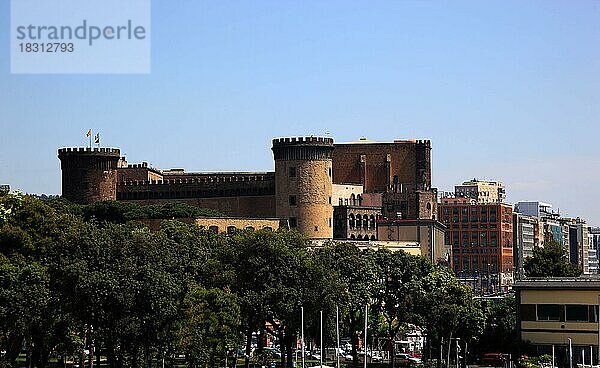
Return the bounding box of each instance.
[272,137,334,240]
[58,147,121,204]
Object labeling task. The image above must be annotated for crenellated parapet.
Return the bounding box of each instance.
[58,147,121,155]
[116,172,276,200]
[272,136,334,161]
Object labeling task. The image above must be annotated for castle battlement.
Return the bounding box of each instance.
[58,147,121,155]
[272,136,334,147]
[118,173,273,186]
[125,162,149,169]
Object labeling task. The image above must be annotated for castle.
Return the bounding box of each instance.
[58,136,447,261]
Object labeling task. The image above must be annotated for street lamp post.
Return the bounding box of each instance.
[569,337,573,368]
[455,338,461,368]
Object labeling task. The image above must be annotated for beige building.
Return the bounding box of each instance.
[515,279,600,366]
[332,184,364,206]
[195,217,281,234]
[454,179,505,204]
[346,240,422,255]
[377,219,449,264]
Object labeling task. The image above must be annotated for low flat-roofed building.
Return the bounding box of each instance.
[320,240,422,256]
[514,278,600,365]
[195,217,282,234]
[377,218,449,264]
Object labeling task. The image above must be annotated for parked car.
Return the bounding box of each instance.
[262,347,282,359]
[482,353,507,367]
[370,351,383,362]
[396,353,421,364]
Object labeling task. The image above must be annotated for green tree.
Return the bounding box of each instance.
[372,249,433,368]
[0,194,76,368]
[313,242,378,367]
[177,286,240,368]
[472,296,516,355]
[416,266,484,368]
[524,240,582,277]
[220,229,322,368]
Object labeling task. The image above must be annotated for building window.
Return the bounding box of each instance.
[471,232,478,246]
[289,167,296,177]
[329,196,332,205]
[537,304,560,321]
[328,168,332,177]
[349,214,355,229]
[370,215,376,229]
[209,226,219,233]
[565,305,589,322]
[227,226,237,235]
[520,304,536,321]
[289,195,297,206]
[289,217,297,228]
[314,226,318,232]
[246,226,255,231]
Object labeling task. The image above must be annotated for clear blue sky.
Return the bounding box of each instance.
[1,1,599,224]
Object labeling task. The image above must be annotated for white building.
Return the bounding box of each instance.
[514,201,556,218]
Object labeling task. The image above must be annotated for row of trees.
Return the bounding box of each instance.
[0,194,513,368]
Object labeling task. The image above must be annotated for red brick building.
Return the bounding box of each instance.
[438,198,514,289]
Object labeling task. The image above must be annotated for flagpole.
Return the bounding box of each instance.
[320,310,323,368]
[89,129,92,149]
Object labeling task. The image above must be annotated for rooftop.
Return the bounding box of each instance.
[514,277,600,289]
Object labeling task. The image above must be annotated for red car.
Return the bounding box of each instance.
[482,353,507,367]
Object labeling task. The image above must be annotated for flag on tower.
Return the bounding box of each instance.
[86,129,91,137]
[94,133,100,145]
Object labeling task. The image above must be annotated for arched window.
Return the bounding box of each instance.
[370,215,376,229]
[350,193,356,206]
[263,226,273,231]
[227,226,236,234]
[350,234,356,240]
[357,235,363,240]
[349,214,355,229]
[246,226,255,231]
[363,215,369,229]
[356,215,362,229]
[426,202,432,210]
[209,226,219,234]
[357,195,363,206]
[370,235,376,241]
